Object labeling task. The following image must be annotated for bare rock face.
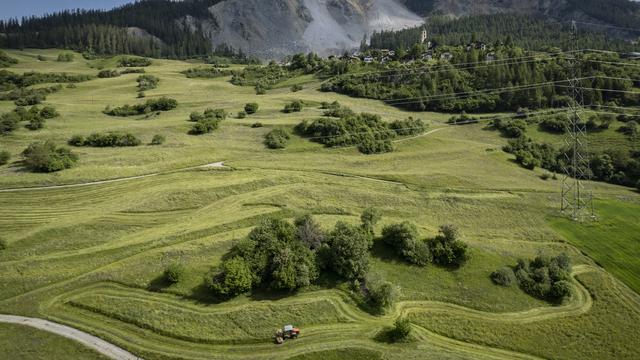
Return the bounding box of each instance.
[204,0,424,58]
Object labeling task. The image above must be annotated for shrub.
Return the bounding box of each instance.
[389,318,412,342]
[137,92,146,98]
[264,128,290,149]
[66,83,77,89]
[427,225,468,267]
[104,97,178,117]
[25,117,45,130]
[136,75,159,91]
[98,70,120,78]
[237,111,247,119]
[120,68,145,74]
[491,267,515,286]
[255,83,267,95]
[358,137,394,154]
[0,237,6,250]
[381,222,430,266]
[164,263,185,284]
[204,108,227,120]
[68,135,85,146]
[283,100,303,113]
[244,103,259,114]
[40,106,59,119]
[366,274,399,313]
[57,53,75,62]
[119,57,151,67]
[251,122,263,128]
[22,141,78,172]
[539,115,568,133]
[150,134,166,145]
[294,215,325,249]
[0,150,10,165]
[80,132,142,147]
[0,51,19,67]
[182,67,232,78]
[448,112,478,125]
[190,119,220,135]
[0,112,20,134]
[389,117,426,136]
[210,257,254,297]
[619,121,638,137]
[291,84,303,92]
[326,222,372,280]
[360,207,382,235]
[509,253,573,302]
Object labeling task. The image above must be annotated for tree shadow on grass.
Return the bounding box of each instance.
[146,274,171,292]
[370,239,406,264]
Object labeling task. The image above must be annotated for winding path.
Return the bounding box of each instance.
[0,314,141,360]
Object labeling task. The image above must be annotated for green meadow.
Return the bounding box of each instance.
[1,49,639,359]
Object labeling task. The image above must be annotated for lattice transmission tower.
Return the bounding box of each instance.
[561,21,595,221]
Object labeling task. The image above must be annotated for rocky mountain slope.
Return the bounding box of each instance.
[202,0,424,58]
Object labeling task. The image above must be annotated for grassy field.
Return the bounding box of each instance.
[0,322,108,360]
[1,49,640,359]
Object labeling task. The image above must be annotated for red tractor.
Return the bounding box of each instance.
[275,325,300,344]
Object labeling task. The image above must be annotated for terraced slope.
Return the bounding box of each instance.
[1,49,639,359]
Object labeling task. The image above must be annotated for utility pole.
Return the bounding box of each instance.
[561,21,595,221]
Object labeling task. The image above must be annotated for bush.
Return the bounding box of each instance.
[104,97,178,117]
[68,135,86,146]
[81,132,142,147]
[40,106,59,119]
[389,318,412,342]
[136,75,159,91]
[381,222,431,266]
[0,112,19,134]
[491,267,515,286]
[358,137,394,154]
[291,84,303,92]
[251,122,263,128]
[539,115,568,133]
[294,214,325,249]
[264,128,290,149]
[0,238,6,250]
[25,117,45,130]
[326,222,372,280]
[119,57,151,67]
[137,92,146,98]
[448,112,478,125]
[204,108,227,120]
[182,67,232,78]
[366,274,399,313]
[0,150,10,165]
[22,141,78,172]
[237,111,247,119]
[210,257,254,297]
[389,117,426,136]
[164,263,185,284]
[190,119,220,135]
[244,103,259,114]
[509,253,573,302]
[427,225,469,267]
[150,134,166,145]
[98,70,120,78]
[57,53,75,62]
[283,100,303,113]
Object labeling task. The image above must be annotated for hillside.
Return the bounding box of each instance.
[1,49,640,360]
[2,0,639,59]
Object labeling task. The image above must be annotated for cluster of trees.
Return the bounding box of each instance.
[1,70,91,106]
[22,141,78,172]
[182,67,233,79]
[0,105,59,134]
[498,112,640,188]
[283,100,303,113]
[369,14,638,53]
[322,49,639,113]
[492,253,573,303]
[382,223,469,267]
[68,132,141,147]
[0,51,18,67]
[0,1,220,58]
[207,210,401,313]
[103,97,177,116]
[295,111,426,154]
[188,108,226,135]
[264,128,290,149]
